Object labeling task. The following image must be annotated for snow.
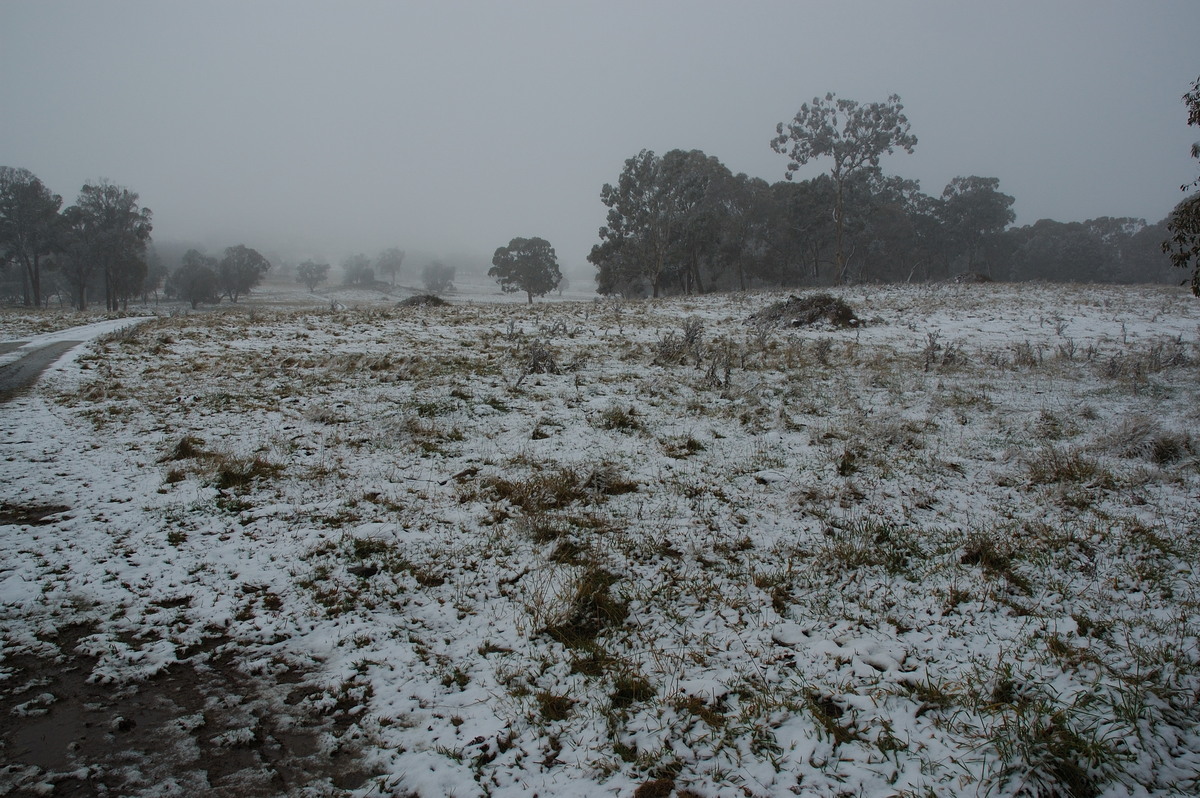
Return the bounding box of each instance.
[0,316,148,368]
[1,281,1199,796]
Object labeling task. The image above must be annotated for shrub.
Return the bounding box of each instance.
[653,317,704,365]
[515,339,558,384]
[1096,415,1193,464]
[1025,446,1112,487]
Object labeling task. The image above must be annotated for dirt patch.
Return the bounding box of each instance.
[0,625,376,797]
[0,503,71,526]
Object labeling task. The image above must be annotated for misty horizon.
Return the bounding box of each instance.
[3,1,1199,274]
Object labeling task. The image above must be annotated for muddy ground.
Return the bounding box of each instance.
[0,622,377,797]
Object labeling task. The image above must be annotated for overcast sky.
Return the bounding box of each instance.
[3,1,1198,273]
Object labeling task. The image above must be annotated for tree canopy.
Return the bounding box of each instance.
[588,149,734,297]
[296,259,330,293]
[0,166,62,307]
[375,247,405,285]
[771,93,916,282]
[168,249,220,308]
[1163,76,1200,295]
[422,261,455,294]
[343,253,374,286]
[61,180,152,311]
[937,176,1017,276]
[490,236,562,303]
[218,244,271,302]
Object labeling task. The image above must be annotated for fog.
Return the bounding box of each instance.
[3,0,1197,273]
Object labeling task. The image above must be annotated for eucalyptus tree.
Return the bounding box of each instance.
[61,180,152,311]
[590,149,673,297]
[715,173,772,291]
[1164,76,1200,295]
[762,177,838,285]
[937,176,1016,276]
[375,247,405,285]
[422,261,456,294]
[490,237,561,303]
[168,249,220,308]
[771,93,916,283]
[590,148,735,296]
[342,253,373,286]
[217,244,271,302]
[0,167,63,307]
[659,149,733,294]
[296,259,330,292]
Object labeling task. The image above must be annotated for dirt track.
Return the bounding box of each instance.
[0,342,82,404]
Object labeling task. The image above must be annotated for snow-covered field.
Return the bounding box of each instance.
[1,282,1198,797]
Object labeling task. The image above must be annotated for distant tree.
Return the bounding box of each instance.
[490,236,562,303]
[142,245,169,303]
[422,261,456,294]
[1121,217,1176,284]
[342,253,374,286]
[589,149,733,297]
[217,244,270,302]
[716,173,772,291]
[762,177,839,284]
[1006,220,1106,282]
[297,259,330,292]
[61,180,153,311]
[1163,76,1200,294]
[851,173,937,283]
[771,93,917,283]
[167,249,220,309]
[0,167,62,307]
[937,176,1016,276]
[659,149,734,294]
[375,247,405,285]
[590,150,671,297]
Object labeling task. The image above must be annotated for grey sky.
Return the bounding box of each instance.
[3,0,1198,273]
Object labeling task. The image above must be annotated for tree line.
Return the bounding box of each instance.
[0,169,283,311]
[589,93,1183,297]
[5,84,1197,308]
[0,172,154,310]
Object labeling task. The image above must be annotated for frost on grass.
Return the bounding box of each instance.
[2,283,1200,796]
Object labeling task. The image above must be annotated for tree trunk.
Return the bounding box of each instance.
[19,263,31,307]
[21,254,43,308]
[833,178,847,284]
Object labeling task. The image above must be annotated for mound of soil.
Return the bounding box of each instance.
[397,294,449,307]
[749,293,860,328]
